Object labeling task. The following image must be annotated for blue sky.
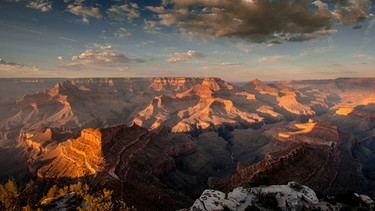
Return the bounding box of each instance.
[0,0,374,81]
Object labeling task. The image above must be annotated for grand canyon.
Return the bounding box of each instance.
[0,77,374,210]
[2,0,375,209]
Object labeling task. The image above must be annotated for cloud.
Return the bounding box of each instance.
[27,0,52,12]
[333,0,372,25]
[218,62,243,66]
[164,47,176,51]
[354,54,374,61]
[299,47,333,57]
[282,29,338,42]
[67,5,102,23]
[0,58,40,74]
[233,42,252,53]
[267,41,282,47]
[115,27,131,38]
[61,45,145,70]
[143,20,162,34]
[58,36,78,43]
[148,0,371,43]
[0,23,42,34]
[0,58,25,67]
[107,3,140,22]
[258,55,292,62]
[166,50,206,63]
[71,45,130,65]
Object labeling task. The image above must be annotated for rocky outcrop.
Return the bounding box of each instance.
[22,124,200,210]
[232,121,341,188]
[277,121,340,146]
[189,182,374,211]
[191,182,319,211]
[207,120,367,198]
[28,124,176,180]
[33,128,105,179]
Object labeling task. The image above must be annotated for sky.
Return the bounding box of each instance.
[0,0,374,81]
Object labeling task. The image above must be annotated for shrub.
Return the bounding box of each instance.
[336,190,361,207]
[259,193,280,210]
[245,204,261,211]
[249,175,270,187]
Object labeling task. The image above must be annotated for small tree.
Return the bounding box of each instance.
[84,189,114,211]
[21,180,38,208]
[0,183,7,209]
[0,179,20,209]
[46,185,58,198]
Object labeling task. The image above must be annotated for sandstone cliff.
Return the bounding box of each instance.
[0,77,340,143]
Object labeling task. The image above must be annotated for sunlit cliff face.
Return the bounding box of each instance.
[29,128,105,179]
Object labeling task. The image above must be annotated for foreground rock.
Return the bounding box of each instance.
[189,182,374,211]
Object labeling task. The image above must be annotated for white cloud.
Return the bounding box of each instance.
[267,41,282,47]
[27,0,52,12]
[60,45,145,70]
[71,45,130,65]
[67,5,102,23]
[258,55,292,62]
[166,50,206,63]
[218,62,243,66]
[115,27,131,38]
[280,29,338,42]
[107,3,140,22]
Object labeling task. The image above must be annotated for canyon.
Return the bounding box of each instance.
[0,77,375,210]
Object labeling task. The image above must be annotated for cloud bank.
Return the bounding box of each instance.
[61,45,145,70]
[149,0,371,43]
[0,58,40,76]
[258,55,292,62]
[166,50,206,63]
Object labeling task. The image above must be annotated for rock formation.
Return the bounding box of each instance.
[0,77,340,143]
[1,77,375,210]
[189,182,374,211]
[22,124,197,210]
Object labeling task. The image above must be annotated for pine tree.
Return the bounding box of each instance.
[0,179,20,209]
[22,180,38,208]
[46,184,58,198]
